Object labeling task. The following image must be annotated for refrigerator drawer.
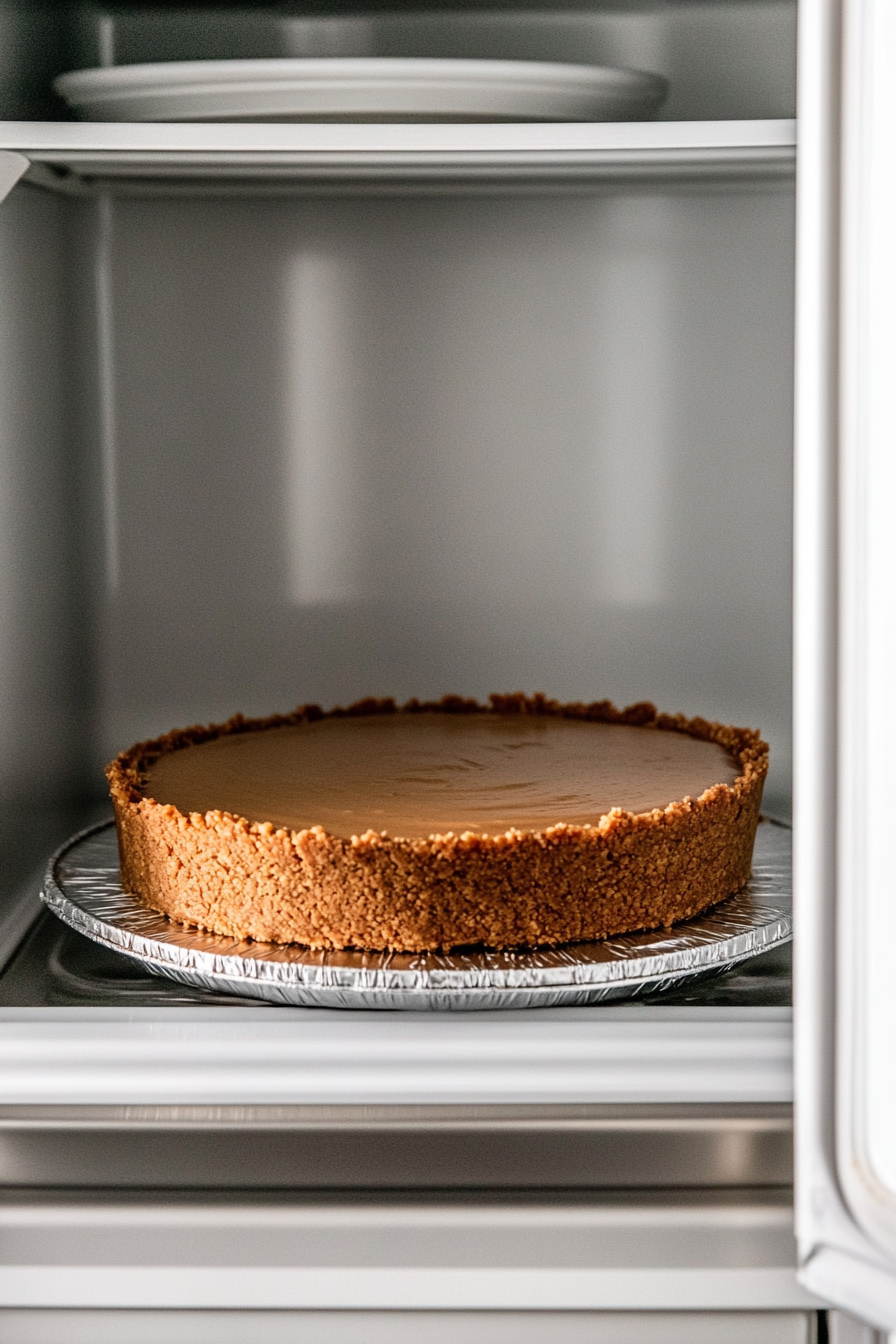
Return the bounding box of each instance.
[0,1104,792,1189]
[0,1187,818,1313]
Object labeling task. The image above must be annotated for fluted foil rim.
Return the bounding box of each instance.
[41,819,791,1010]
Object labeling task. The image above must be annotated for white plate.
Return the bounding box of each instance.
[53,58,668,123]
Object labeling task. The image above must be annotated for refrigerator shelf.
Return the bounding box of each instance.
[0,118,795,192]
[0,1003,792,1108]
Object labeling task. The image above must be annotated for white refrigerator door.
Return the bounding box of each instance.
[795,0,896,1328]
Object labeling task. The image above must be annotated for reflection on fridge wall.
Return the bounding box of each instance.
[0,178,795,817]
[96,185,793,797]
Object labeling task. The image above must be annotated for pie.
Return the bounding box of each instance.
[106,694,768,953]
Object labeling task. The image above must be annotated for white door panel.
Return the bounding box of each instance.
[836,0,896,1268]
[795,0,896,1324]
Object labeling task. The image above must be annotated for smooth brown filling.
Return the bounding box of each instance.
[145,713,740,841]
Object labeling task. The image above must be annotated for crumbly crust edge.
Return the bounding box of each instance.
[105,692,768,853]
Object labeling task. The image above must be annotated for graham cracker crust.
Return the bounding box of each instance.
[106,694,768,954]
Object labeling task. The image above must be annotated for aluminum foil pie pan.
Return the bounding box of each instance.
[42,819,791,1011]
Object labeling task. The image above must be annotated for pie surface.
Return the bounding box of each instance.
[107,695,768,954]
[145,712,740,841]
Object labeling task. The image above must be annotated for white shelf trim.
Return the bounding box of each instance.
[0,1008,792,1107]
[0,119,796,186]
[0,1265,820,1311]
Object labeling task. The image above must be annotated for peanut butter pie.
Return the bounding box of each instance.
[106,694,768,953]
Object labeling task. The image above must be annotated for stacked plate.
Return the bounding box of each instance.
[54,58,669,123]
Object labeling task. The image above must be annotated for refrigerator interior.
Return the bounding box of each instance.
[0,2,835,1330]
[0,0,797,986]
